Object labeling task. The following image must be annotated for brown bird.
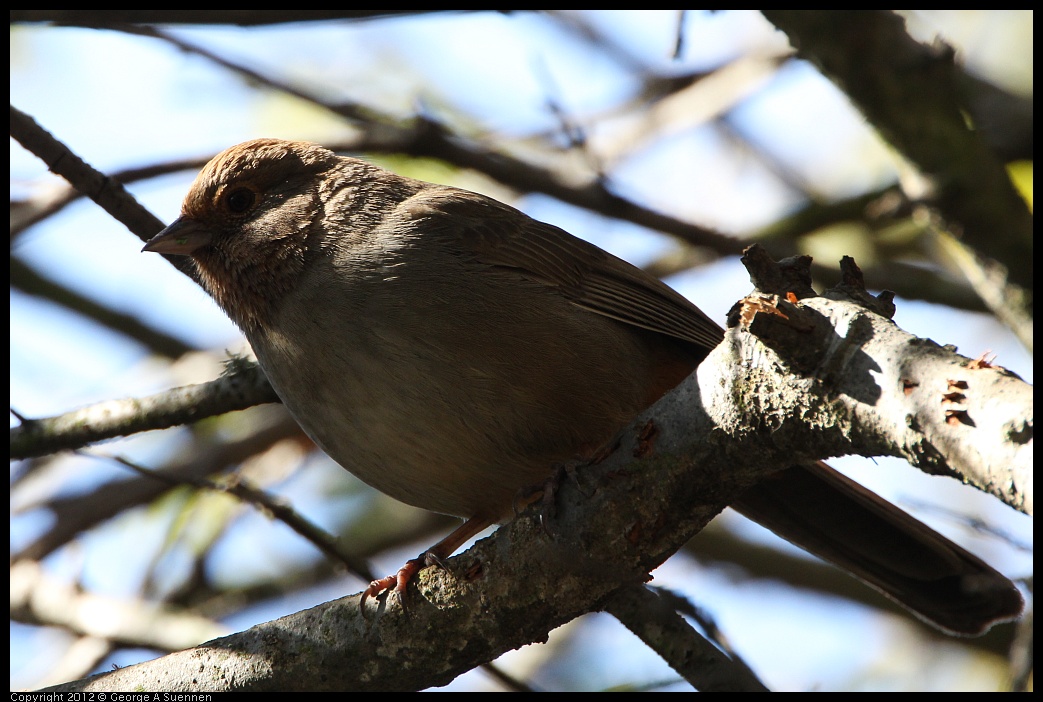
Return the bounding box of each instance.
[144,138,1021,635]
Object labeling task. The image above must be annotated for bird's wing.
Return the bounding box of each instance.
[400,189,724,351]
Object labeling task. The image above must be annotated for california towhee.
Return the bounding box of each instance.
[144,138,1021,635]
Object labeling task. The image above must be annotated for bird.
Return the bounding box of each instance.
[143,138,1021,635]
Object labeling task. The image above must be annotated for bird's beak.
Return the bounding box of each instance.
[142,216,214,255]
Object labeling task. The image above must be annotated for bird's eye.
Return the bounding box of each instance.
[225,187,256,214]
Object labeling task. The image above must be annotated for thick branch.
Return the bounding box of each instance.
[705,248,1032,514]
[43,268,1029,691]
[761,11,1033,300]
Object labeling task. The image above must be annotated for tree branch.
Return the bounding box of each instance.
[761,11,1033,305]
[42,252,1030,691]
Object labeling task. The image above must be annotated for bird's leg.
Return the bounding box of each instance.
[360,515,494,610]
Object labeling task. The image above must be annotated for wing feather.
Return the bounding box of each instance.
[400,189,724,351]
